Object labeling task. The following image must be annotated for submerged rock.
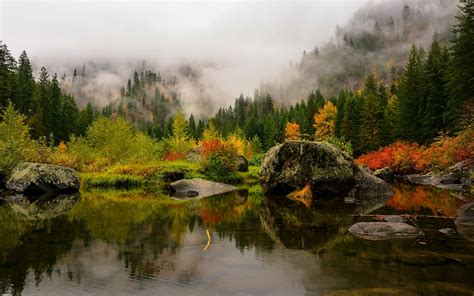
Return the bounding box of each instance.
[454,202,474,241]
[171,178,238,199]
[259,141,391,204]
[397,251,447,266]
[348,222,424,240]
[6,162,80,195]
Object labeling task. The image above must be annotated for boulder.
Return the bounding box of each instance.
[260,141,391,203]
[455,202,474,241]
[348,222,424,240]
[373,167,394,181]
[6,162,80,195]
[235,156,249,172]
[171,178,238,199]
[403,159,473,191]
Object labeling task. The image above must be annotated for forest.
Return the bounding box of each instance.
[0,1,472,181]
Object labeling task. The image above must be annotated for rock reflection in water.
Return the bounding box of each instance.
[260,197,355,251]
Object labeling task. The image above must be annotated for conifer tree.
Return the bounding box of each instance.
[397,44,424,142]
[446,0,474,130]
[17,51,34,114]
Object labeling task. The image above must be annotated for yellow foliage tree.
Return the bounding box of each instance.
[172,111,189,145]
[314,101,337,141]
[285,122,301,140]
[202,121,221,141]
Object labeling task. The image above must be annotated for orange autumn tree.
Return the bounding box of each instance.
[285,122,301,140]
[314,101,337,140]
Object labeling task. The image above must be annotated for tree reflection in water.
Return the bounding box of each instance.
[0,183,473,295]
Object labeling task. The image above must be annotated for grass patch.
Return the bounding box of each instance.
[236,165,260,185]
[81,173,143,190]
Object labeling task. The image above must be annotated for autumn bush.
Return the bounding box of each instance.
[285,122,301,140]
[356,129,473,174]
[198,138,237,180]
[68,117,161,172]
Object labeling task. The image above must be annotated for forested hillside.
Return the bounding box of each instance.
[262,0,459,103]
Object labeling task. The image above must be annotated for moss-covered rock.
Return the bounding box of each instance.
[259,141,391,204]
[6,162,80,194]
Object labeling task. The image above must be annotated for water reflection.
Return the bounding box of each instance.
[386,182,467,217]
[0,184,473,295]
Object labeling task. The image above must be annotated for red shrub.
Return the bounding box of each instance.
[164,151,186,161]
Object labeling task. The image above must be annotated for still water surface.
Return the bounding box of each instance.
[0,183,473,295]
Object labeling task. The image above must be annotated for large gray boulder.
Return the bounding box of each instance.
[171,178,238,199]
[259,141,391,203]
[348,222,424,240]
[6,162,80,194]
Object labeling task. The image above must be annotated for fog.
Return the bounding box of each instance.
[1,0,367,114]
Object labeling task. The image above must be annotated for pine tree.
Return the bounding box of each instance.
[398,44,424,142]
[60,94,80,140]
[188,114,197,139]
[446,0,474,130]
[360,75,384,151]
[35,66,51,138]
[0,42,17,108]
[420,41,449,142]
[17,51,34,114]
[50,74,62,142]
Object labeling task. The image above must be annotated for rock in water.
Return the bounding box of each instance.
[348,222,424,240]
[6,162,80,194]
[259,141,391,204]
[438,228,457,236]
[171,178,238,199]
[455,202,474,241]
[235,156,249,172]
[373,167,394,181]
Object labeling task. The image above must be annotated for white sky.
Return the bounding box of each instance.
[1,0,368,102]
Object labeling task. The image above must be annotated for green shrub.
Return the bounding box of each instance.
[0,104,32,176]
[249,154,263,166]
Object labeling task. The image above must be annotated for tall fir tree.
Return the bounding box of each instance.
[446,0,474,130]
[397,44,424,142]
[17,51,34,114]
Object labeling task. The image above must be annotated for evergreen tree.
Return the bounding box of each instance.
[35,66,51,138]
[446,0,474,130]
[0,42,17,108]
[397,44,424,142]
[188,114,197,139]
[17,51,34,114]
[60,94,80,140]
[360,75,384,151]
[420,41,449,142]
[50,74,62,142]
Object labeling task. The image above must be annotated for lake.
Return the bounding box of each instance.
[0,182,473,295]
